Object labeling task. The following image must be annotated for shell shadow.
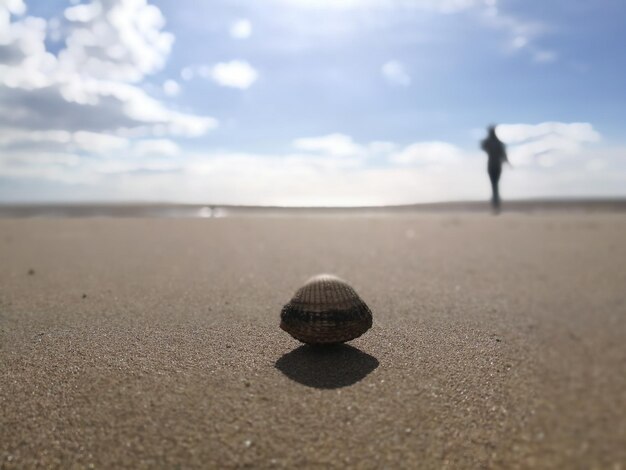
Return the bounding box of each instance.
[275,344,379,389]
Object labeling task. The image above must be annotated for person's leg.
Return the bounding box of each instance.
[489,170,501,213]
[493,176,500,210]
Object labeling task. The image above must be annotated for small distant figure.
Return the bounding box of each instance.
[481,125,509,213]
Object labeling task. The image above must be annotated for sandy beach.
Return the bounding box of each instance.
[1,213,625,468]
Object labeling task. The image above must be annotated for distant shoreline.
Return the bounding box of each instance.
[1,198,625,218]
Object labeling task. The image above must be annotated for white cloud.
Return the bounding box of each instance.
[3,152,81,167]
[0,0,26,15]
[63,2,102,22]
[5,123,621,205]
[133,139,180,157]
[180,62,260,89]
[0,0,216,145]
[210,60,258,89]
[496,122,600,145]
[586,158,607,172]
[73,131,129,153]
[60,0,174,83]
[368,141,397,154]
[381,60,411,86]
[293,133,365,157]
[174,153,479,206]
[494,122,601,167]
[0,127,128,154]
[230,19,252,39]
[162,79,180,96]
[0,128,71,146]
[0,12,52,88]
[390,142,463,165]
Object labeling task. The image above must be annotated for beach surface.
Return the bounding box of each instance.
[1,213,625,468]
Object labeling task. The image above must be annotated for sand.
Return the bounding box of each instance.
[1,214,625,468]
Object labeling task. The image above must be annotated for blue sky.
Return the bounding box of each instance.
[0,0,624,205]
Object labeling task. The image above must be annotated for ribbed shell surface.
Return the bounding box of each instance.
[280,274,373,344]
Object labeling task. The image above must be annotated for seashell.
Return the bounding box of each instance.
[280,274,373,345]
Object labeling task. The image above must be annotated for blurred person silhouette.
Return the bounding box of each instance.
[481,125,509,213]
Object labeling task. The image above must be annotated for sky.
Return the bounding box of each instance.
[0,0,625,205]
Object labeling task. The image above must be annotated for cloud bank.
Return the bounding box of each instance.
[3,120,623,205]
[0,0,216,150]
